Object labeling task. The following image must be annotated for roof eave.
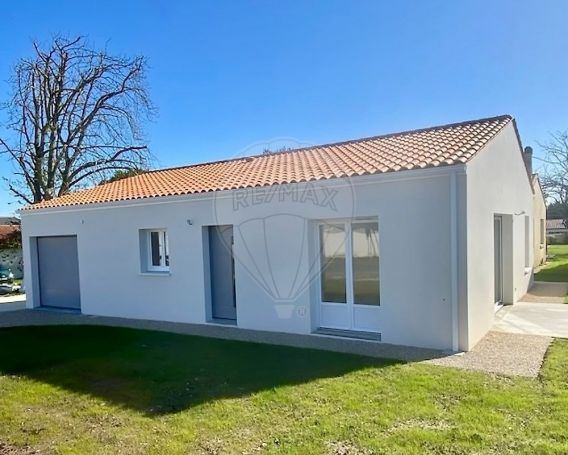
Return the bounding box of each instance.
[21,163,466,215]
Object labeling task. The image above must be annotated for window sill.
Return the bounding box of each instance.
[139,271,171,277]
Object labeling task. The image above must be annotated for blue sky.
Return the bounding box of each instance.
[1,0,567,215]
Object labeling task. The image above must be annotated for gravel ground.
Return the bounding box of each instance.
[0,440,41,454]
[424,331,552,378]
[0,310,552,377]
[0,309,444,362]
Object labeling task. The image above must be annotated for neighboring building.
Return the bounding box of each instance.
[0,217,22,244]
[0,217,20,226]
[523,148,547,267]
[20,115,539,351]
[0,217,22,279]
[547,219,568,243]
[0,224,20,242]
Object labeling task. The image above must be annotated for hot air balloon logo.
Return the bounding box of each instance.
[212,138,356,319]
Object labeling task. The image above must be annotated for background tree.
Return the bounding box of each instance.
[546,201,568,221]
[262,146,294,155]
[0,36,155,205]
[0,228,21,249]
[99,168,147,185]
[540,131,568,227]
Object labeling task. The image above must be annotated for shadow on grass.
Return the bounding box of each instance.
[535,262,568,282]
[0,325,395,415]
[536,245,568,283]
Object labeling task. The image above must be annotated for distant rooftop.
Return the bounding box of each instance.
[547,219,568,230]
[0,217,20,225]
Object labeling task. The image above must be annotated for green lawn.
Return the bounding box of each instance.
[0,326,567,454]
[535,244,568,282]
[535,244,568,302]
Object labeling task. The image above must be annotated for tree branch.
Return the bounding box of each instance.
[0,36,155,205]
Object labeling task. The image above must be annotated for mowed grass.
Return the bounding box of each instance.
[536,244,568,283]
[535,244,568,302]
[0,326,567,454]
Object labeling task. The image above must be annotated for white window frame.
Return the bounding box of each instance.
[146,229,170,272]
[318,218,381,307]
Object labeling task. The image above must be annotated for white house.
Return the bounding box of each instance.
[20,115,543,351]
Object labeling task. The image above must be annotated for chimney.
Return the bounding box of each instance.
[523,146,533,177]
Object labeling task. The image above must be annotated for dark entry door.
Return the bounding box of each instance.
[37,236,81,310]
[209,225,236,321]
[494,216,503,305]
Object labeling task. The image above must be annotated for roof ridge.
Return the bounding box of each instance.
[24,114,515,211]
[141,114,513,176]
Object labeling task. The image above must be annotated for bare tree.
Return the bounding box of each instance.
[540,131,568,226]
[99,168,147,185]
[0,36,155,204]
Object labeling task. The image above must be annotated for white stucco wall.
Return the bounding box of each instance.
[19,122,538,353]
[532,177,547,267]
[21,167,459,350]
[463,123,534,349]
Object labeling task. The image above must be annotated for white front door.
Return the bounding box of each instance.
[318,220,381,332]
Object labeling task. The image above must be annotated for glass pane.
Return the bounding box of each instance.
[150,231,161,266]
[163,232,170,266]
[320,224,346,303]
[352,222,380,305]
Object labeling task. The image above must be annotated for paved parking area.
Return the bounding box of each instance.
[0,294,26,312]
[0,294,25,304]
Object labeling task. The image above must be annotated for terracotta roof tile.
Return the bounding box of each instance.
[26,115,513,210]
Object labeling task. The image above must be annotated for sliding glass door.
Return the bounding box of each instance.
[319,220,380,332]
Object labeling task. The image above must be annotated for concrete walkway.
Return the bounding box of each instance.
[493,280,568,338]
[494,302,568,338]
[521,281,568,304]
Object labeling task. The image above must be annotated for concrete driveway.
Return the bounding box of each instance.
[494,282,568,338]
[0,294,26,312]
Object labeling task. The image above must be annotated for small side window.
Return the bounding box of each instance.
[140,229,170,272]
